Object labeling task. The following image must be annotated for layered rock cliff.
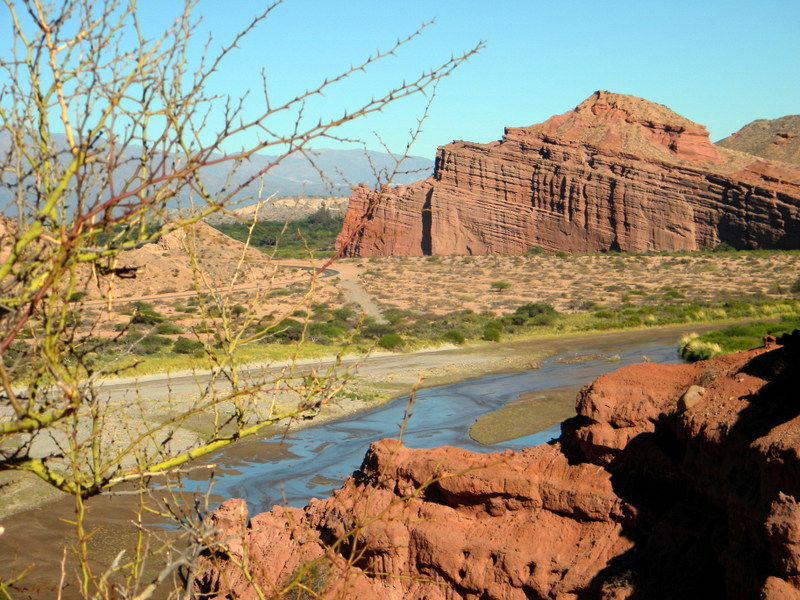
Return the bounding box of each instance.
[335,92,800,256]
[195,333,800,599]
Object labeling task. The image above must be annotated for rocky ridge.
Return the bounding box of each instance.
[195,333,800,599]
[717,115,800,166]
[336,91,800,256]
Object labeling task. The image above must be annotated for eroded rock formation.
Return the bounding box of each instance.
[335,92,800,256]
[195,333,800,599]
[717,115,800,166]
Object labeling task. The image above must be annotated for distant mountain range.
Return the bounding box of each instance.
[193,148,434,199]
[0,133,434,212]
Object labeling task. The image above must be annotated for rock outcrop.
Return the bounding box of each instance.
[335,92,800,256]
[195,333,800,599]
[717,115,800,166]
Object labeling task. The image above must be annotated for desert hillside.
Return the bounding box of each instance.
[716,114,800,165]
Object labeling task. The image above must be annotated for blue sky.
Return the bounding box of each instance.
[180,0,799,158]
[21,0,800,160]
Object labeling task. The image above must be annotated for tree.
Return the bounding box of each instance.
[490,280,511,292]
[0,1,480,597]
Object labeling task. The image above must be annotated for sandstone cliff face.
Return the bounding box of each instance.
[336,92,800,256]
[195,334,800,599]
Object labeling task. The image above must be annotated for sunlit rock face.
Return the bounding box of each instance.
[336,91,800,256]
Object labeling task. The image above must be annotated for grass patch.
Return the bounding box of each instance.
[678,316,800,361]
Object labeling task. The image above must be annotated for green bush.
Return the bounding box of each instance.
[124,334,172,355]
[791,276,800,295]
[515,302,556,318]
[172,336,204,355]
[490,280,511,292]
[383,308,407,326]
[442,329,466,345]
[260,318,305,342]
[377,333,403,350]
[155,323,183,335]
[130,301,164,325]
[483,323,502,342]
[307,322,345,344]
[361,320,395,339]
[529,312,556,326]
[593,310,615,319]
[331,306,356,321]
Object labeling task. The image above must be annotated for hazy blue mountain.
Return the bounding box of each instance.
[0,135,433,213]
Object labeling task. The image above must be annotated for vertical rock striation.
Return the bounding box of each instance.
[336,91,800,256]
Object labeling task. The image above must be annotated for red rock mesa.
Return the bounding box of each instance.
[336,91,800,256]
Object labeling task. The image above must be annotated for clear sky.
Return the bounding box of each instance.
[178,0,800,158]
[18,0,800,160]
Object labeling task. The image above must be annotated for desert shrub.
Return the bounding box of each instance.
[307,323,345,344]
[130,301,164,325]
[17,327,36,339]
[175,304,198,314]
[68,291,88,302]
[155,323,183,335]
[172,336,205,355]
[261,318,305,342]
[331,306,357,321]
[267,288,294,298]
[483,323,502,342]
[501,314,527,327]
[377,333,403,350]
[382,309,407,326]
[593,310,615,319]
[678,334,723,362]
[121,334,172,355]
[791,276,800,295]
[490,280,511,292]
[662,287,685,299]
[529,312,557,326]
[702,242,736,252]
[442,329,466,345]
[515,302,556,318]
[361,320,395,339]
[231,304,247,316]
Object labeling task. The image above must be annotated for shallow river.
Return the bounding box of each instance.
[186,330,684,514]
[2,328,689,595]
